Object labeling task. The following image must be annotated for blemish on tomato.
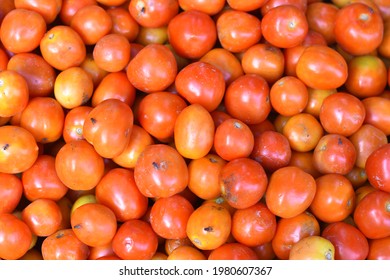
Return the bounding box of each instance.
[203,226,213,232]
[2,143,9,150]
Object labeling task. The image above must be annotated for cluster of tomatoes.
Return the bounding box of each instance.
[1,0,390,261]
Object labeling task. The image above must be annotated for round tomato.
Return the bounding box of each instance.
[368,236,390,260]
[289,236,335,260]
[0,173,23,214]
[208,243,258,260]
[128,0,178,28]
[0,70,29,118]
[365,144,390,193]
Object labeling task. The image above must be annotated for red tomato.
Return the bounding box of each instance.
[266,166,316,218]
[368,236,390,260]
[306,2,338,44]
[179,0,225,15]
[0,173,23,214]
[106,7,139,42]
[208,243,258,260]
[365,144,390,193]
[14,0,62,24]
[362,96,390,135]
[62,106,93,143]
[220,158,268,209]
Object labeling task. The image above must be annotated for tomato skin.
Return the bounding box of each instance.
[0,213,33,260]
[167,245,206,260]
[289,236,335,260]
[208,243,258,260]
[174,104,215,160]
[365,144,390,193]
[0,173,23,214]
[179,0,225,15]
[354,190,390,239]
[306,2,338,45]
[220,158,268,210]
[362,97,390,136]
[368,236,390,260]
[14,0,62,24]
[0,70,29,118]
[62,106,93,143]
[322,222,369,260]
[265,166,316,218]
[112,219,158,260]
[0,125,39,174]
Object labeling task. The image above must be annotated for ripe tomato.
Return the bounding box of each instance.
[14,0,62,24]
[22,198,62,237]
[220,158,268,209]
[0,125,39,174]
[7,53,56,98]
[354,190,390,239]
[174,104,215,160]
[261,0,308,15]
[71,203,117,247]
[224,74,271,125]
[107,7,139,42]
[266,166,316,218]
[40,25,86,71]
[0,0,15,24]
[167,246,206,260]
[186,202,231,250]
[271,211,320,260]
[296,45,348,90]
[208,243,258,260]
[88,242,117,260]
[379,18,390,58]
[319,92,366,137]
[164,237,194,256]
[95,168,148,222]
[0,8,46,54]
[313,134,357,175]
[83,99,134,159]
[20,97,65,144]
[112,219,158,260]
[232,202,277,247]
[310,174,355,223]
[334,3,384,56]
[303,88,336,118]
[216,9,262,53]
[368,236,390,260]
[365,144,390,193]
[128,0,178,28]
[289,236,335,260]
[0,213,33,260]
[55,140,105,191]
[41,229,90,260]
[227,0,268,11]
[179,0,225,15]
[127,44,177,93]
[22,154,68,201]
[261,5,308,48]
[150,194,194,239]
[362,96,390,135]
[0,173,23,214]
[175,61,225,112]
[134,144,188,198]
[0,70,29,118]
[306,2,338,44]
[322,222,369,260]
[168,10,216,59]
[62,106,93,143]
[251,130,292,173]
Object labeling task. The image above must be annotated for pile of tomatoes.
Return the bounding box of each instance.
[1,0,390,261]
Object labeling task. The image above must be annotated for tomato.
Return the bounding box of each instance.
[261,0,308,15]
[216,9,262,53]
[83,99,134,159]
[62,106,93,143]
[14,0,62,24]
[270,76,308,117]
[168,10,216,59]
[0,8,46,54]
[0,0,15,24]
[20,97,65,144]
[107,7,139,42]
[251,130,291,173]
[346,166,368,189]
[134,144,188,198]
[40,25,86,71]
[271,211,320,260]
[59,0,97,25]
[164,237,194,256]
[289,236,335,260]
[252,242,276,260]
[0,70,29,118]
[112,219,158,260]
[150,194,194,239]
[95,168,148,222]
[319,92,366,137]
[128,0,178,28]
[313,134,357,175]
[322,222,369,260]
[296,45,348,90]
[220,158,268,209]
[334,3,384,56]
[261,5,308,49]
[368,236,390,260]
[303,88,336,118]
[70,4,112,45]
[174,104,215,160]
[354,190,390,239]
[265,166,316,218]
[22,198,62,237]
[232,202,277,247]
[135,26,168,45]
[288,151,322,179]
[224,74,271,125]
[0,213,33,260]
[22,154,68,201]
[214,118,254,161]
[186,202,231,250]
[71,203,117,247]
[208,243,258,260]
[0,173,23,214]
[41,229,90,260]
[175,61,225,112]
[55,140,105,191]
[88,242,117,260]
[93,33,131,73]
[282,113,324,152]
[306,2,338,45]
[79,53,108,88]
[0,125,39,174]
[379,18,390,58]
[365,144,390,193]
[362,97,390,135]
[355,185,377,206]
[127,44,177,93]
[227,0,268,11]
[179,0,225,15]
[167,246,206,260]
